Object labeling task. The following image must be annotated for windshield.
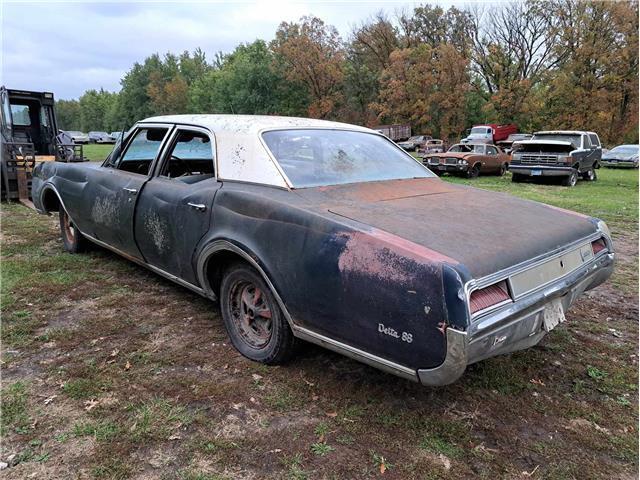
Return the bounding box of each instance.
[262,129,433,188]
[610,145,639,154]
[470,127,490,134]
[532,133,582,148]
[448,144,483,153]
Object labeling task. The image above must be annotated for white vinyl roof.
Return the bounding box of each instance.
[140,114,376,188]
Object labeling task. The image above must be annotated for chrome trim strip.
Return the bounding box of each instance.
[82,232,207,298]
[293,325,418,382]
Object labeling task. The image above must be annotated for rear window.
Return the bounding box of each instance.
[262,129,433,188]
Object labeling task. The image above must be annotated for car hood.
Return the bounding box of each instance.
[433,152,471,158]
[296,178,598,279]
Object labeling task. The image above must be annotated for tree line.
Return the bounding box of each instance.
[56,0,639,146]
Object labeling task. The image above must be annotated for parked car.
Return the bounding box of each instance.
[397,135,431,151]
[89,131,116,144]
[496,133,533,154]
[65,131,90,144]
[110,131,123,142]
[461,124,518,145]
[373,124,411,141]
[31,115,614,386]
[510,131,602,186]
[601,144,639,168]
[417,139,445,156]
[425,143,510,178]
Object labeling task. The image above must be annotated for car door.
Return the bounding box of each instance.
[133,126,221,284]
[484,145,501,171]
[84,124,172,258]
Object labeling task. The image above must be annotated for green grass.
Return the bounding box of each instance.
[1,381,29,434]
[440,168,638,232]
[83,143,114,162]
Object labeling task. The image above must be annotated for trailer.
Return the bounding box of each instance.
[1,86,83,205]
[373,124,411,141]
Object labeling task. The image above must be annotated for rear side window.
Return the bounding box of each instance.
[117,127,168,176]
[589,134,600,147]
[486,146,497,155]
[160,130,215,180]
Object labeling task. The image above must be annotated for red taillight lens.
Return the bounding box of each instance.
[591,238,607,255]
[470,281,511,314]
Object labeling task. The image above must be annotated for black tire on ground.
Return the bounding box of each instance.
[467,163,481,179]
[499,163,508,176]
[561,170,579,187]
[220,262,296,365]
[59,208,89,253]
[582,167,597,181]
[511,173,526,183]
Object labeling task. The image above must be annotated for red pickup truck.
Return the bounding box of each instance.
[462,124,518,145]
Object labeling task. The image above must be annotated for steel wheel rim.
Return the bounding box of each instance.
[229,280,273,348]
[62,212,76,241]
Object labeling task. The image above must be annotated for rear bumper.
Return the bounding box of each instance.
[417,250,615,386]
[509,164,573,176]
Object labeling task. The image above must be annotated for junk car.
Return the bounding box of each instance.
[510,131,602,186]
[424,143,510,178]
[31,115,615,386]
[601,144,639,168]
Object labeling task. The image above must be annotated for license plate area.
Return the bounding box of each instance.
[542,298,566,332]
[532,169,542,176]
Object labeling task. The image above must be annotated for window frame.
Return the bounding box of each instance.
[104,123,172,177]
[154,125,217,181]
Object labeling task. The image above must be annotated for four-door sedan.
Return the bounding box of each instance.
[424,143,510,178]
[601,144,639,168]
[31,115,615,386]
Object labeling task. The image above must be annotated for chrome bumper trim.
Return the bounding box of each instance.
[418,251,614,387]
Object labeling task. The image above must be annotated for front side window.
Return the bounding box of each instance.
[262,129,433,188]
[117,127,168,175]
[588,134,600,147]
[160,130,214,180]
[10,104,30,126]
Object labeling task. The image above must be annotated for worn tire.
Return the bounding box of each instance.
[498,163,508,176]
[467,164,481,179]
[220,262,296,365]
[582,167,597,181]
[511,173,525,183]
[561,170,579,187]
[59,209,89,253]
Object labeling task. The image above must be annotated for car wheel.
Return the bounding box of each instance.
[220,262,296,365]
[511,173,525,183]
[59,208,89,253]
[562,171,579,187]
[582,167,597,181]
[499,163,508,176]
[467,164,481,179]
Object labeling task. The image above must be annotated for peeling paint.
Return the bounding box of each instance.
[91,194,117,226]
[143,211,168,253]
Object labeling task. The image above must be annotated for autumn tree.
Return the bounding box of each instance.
[543,0,639,144]
[271,16,345,119]
[374,44,470,140]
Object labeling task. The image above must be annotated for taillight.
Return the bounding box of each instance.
[592,238,607,255]
[470,281,511,315]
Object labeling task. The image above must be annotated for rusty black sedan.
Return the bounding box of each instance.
[31,115,615,386]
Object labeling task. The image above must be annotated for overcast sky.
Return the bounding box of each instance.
[0,0,458,100]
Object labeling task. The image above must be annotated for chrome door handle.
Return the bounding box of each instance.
[123,187,137,194]
[187,202,207,212]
